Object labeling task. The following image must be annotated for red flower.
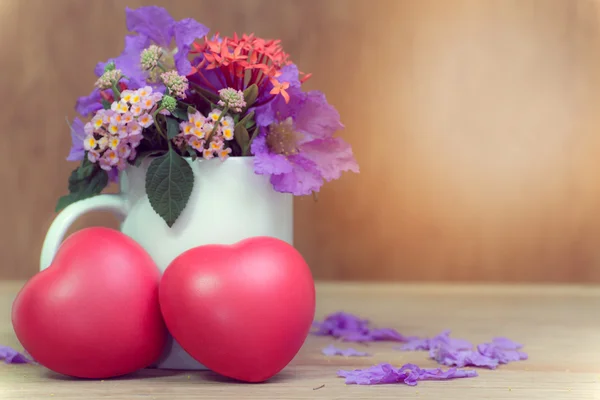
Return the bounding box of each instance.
[100,82,128,103]
[187,32,307,103]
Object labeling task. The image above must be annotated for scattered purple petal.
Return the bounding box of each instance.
[338,363,478,385]
[430,345,500,369]
[429,336,527,369]
[399,337,431,351]
[477,340,528,364]
[0,346,32,364]
[321,344,371,357]
[490,337,523,350]
[316,313,528,376]
[312,312,415,343]
[398,330,473,351]
[368,328,416,342]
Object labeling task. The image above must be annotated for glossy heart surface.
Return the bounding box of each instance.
[12,227,167,378]
[160,236,315,382]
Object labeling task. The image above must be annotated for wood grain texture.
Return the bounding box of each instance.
[1,281,600,399]
[3,0,600,282]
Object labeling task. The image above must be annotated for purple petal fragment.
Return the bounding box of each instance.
[321,344,371,357]
[400,337,431,351]
[312,312,370,337]
[491,337,523,350]
[312,312,414,343]
[0,346,32,364]
[338,363,478,386]
[430,345,500,369]
[477,339,528,364]
[397,329,527,369]
[368,328,416,342]
[429,336,528,369]
[399,330,473,351]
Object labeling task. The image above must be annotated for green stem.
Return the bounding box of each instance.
[177,100,193,108]
[157,62,169,72]
[152,107,167,140]
[111,82,121,101]
[244,126,260,156]
[189,82,219,106]
[206,106,228,143]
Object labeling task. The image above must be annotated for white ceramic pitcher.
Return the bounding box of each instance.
[40,156,294,370]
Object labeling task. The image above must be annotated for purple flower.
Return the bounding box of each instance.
[95,6,209,89]
[95,35,152,89]
[75,89,103,117]
[127,6,209,75]
[66,117,86,162]
[278,64,302,90]
[251,89,359,195]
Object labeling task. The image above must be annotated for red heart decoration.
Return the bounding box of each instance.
[12,227,167,378]
[159,236,315,382]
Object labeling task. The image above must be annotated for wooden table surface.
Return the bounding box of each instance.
[0,281,599,399]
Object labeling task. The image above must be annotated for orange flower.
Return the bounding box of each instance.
[269,79,290,103]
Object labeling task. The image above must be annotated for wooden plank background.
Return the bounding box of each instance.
[2,0,600,282]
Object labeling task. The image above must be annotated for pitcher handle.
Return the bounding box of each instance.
[40,194,128,271]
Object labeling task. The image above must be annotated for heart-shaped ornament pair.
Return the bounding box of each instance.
[13,228,315,382]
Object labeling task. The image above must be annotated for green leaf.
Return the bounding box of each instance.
[193,85,220,102]
[235,110,254,130]
[145,147,194,227]
[134,150,165,167]
[75,156,95,181]
[165,117,180,139]
[186,148,198,161]
[56,166,109,212]
[171,108,188,121]
[101,99,111,110]
[234,124,250,155]
[187,106,198,115]
[243,84,259,108]
[245,125,260,156]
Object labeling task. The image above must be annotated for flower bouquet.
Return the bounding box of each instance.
[58,5,358,227]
